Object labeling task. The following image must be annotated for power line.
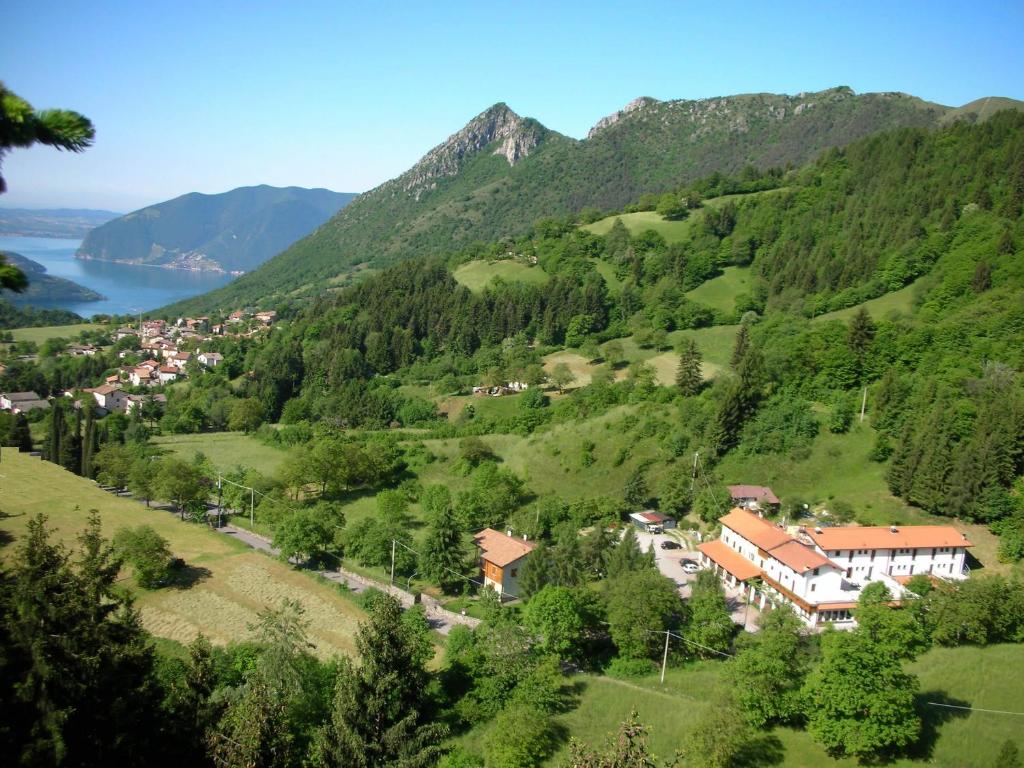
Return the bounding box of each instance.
[926,702,1024,716]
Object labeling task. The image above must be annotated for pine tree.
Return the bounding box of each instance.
[309,595,446,767]
[59,406,81,475]
[623,467,649,508]
[420,503,465,593]
[730,323,750,370]
[848,307,876,381]
[605,527,651,580]
[45,403,63,463]
[675,337,703,396]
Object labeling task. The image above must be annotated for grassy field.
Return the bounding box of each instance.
[583,211,697,243]
[152,431,288,477]
[684,266,753,314]
[452,260,549,293]
[453,644,1024,766]
[8,322,98,344]
[814,280,921,323]
[0,448,363,658]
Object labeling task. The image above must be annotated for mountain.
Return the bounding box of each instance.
[162,87,1023,314]
[0,208,120,238]
[1,251,104,303]
[77,185,356,274]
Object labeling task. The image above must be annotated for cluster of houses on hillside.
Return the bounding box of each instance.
[471,481,974,631]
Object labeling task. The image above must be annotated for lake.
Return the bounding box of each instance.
[0,235,235,318]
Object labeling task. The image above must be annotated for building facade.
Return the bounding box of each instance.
[473,528,535,598]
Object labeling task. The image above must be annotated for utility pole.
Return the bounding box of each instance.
[390,539,397,585]
[250,487,255,527]
[690,451,699,493]
[660,630,670,684]
[860,386,868,423]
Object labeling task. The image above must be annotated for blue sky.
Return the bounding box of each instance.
[2,0,1022,211]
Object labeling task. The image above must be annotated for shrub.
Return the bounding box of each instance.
[113,525,174,588]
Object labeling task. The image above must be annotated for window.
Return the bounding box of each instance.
[811,583,817,592]
[870,550,876,561]
[813,567,819,575]
[510,568,518,578]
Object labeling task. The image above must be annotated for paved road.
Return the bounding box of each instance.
[634,528,761,632]
[219,524,480,635]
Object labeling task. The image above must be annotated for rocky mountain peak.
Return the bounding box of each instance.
[587,96,660,138]
[401,103,546,197]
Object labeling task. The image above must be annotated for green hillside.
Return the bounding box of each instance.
[452,259,550,292]
[78,185,355,274]
[165,87,996,314]
[1,251,103,303]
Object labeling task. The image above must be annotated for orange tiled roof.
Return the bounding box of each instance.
[769,540,837,573]
[806,525,972,551]
[720,508,791,551]
[698,539,762,581]
[473,528,536,567]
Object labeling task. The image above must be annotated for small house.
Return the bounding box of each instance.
[84,384,128,413]
[473,528,536,599]
[157,365,179,384]
[0,391,49,413]
[629,510,676,533]
[198,351,223,367]
[728,484,781,513]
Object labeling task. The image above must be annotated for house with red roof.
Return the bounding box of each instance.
[727,485,781,512]
[473,528,536,599]
[697,507,972,628]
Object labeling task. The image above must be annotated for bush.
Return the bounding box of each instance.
[113,525,175,588]
[605,657,657,679]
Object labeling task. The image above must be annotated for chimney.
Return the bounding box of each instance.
[815,526,823,534]
[522,533,528,541]
[890,525,898,534]
[507,529,513,538]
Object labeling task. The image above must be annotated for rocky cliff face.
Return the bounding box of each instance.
[400,103,550,198]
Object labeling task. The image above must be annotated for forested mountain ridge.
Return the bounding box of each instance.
[77,185,355,274]
[1,251,103,303]
[164,87,1023,314]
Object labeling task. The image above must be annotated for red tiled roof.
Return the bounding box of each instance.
[720,508,791,551]
[769,540,838,573]
[806,525,972,551]
[698,540,762,581]
[473,528,536,567]
[728,485,780,505]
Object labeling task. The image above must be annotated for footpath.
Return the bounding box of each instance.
[218,523,480,635]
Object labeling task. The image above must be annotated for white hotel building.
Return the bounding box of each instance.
[698,508,971,627]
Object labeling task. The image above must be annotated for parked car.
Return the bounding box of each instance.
[681,561,701,574]
[660,540,682,550]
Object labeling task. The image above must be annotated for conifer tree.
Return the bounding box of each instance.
[420,501,465,593]
[11,412,32,451]
[730,323,750,370]
[59,406,81,474]
[675,337,703,396]
[81,404,96,478]
[45,403,63,463]
[605,526,652,580]
[309,595,446,767]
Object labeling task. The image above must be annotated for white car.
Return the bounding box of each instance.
[681,561,701,574]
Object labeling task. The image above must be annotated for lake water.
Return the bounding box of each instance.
[0,235,235,318]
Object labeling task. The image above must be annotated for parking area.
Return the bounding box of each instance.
[633,528,761,631]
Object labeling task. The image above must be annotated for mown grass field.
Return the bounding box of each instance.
[0,448,364,658]
[684,266,752,314]
[583,211,696,243]
[8,322,98,344]
[453,644,1024,767]
[152,431,288,477]
[452,259,550,293]
[814,279,921,323]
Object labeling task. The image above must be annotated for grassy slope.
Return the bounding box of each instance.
[0,448,362,658]
[684,266,753,313]
[491,644,1023,766]
[9,323,98,344]
[584,211,698,243]
[813,279,921,323]
[152,431,288,477]
[452,260,549,293]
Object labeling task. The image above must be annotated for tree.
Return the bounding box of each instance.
[420,498,466,593]
[605,526,652,580]
[730,323,750,370]
[128,456,156,506]
[679,698,751,768]
[309,595,446,767]
[686,571,734,657]
[523,586,587,661]
[228,397,265,433]
[11,411,32,451]
[847,307,876,363]
[93,442,135,490]
[0,514,162,764]
[675,337,703,396]
[155,458,207,519]
[606,569,684,659]
[804,629,921,760]
[566,711,657,768]
[550,362,576,393]
[854,582,929,659]
[113,525,175,588]
[995,740,1022,768]
[483,703,559,768]
[623,467,649,508]
[603,339,624,367]
[273,508,339,566]
[0,81,95,195]
[729,609,809,727]
[81,404,97,478]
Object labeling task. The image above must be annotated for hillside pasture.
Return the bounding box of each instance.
[152,431,288,477]
[814,279,921,323]
[8,322,98,344]
[684,266,753,314]
[583,211,696,243]
[0,448,363,658]
[452,259,549,293]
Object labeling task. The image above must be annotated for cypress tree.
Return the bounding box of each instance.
[45,403,63,464]
[59,406,82,474]
[12,412,32,451]
[675,337,703,396]
[81,405,96,479]
[730,323,750,370]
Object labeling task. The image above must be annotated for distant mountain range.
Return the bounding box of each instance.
[164,87,1024,314]
[1,251,104,303]
[77,185,357,275]
[0,208,120,238]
